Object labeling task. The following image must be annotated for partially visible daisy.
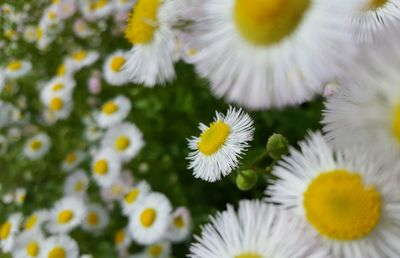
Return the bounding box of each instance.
[14,187,27,206]
[42,91,74,120]
[81,203,109,233]
[101,122,144,162]
[12,231,45,258]
[73,19,93,39]
[64,170,89,197]
[0,213,22,252]
[187,106,254,182]
[96,95,131,128]
[23,25,39,43]
[55,60,76,78]
[143,242,171,258]
[166,207,191,243]
[41,235,79,258]
[128,192,172,245]
[114,228,131,251]
[23,133,51,160]
[91,148,122,187]
[121,181,151,216]
[22,210,50,233]
[100,172,133,202]
[189,200,325,258]
[89,0,114,18]
[4,60,32,79]
[103,51,130,86]
[68,50,99,71]
[47,196,86,234]
[61,150,86,172]
[40,76,76,102]
[266,132,400,257]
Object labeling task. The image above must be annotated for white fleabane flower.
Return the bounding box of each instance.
[12,230,45,258]
[121,181,151,216]
[23,133,51,160]
[22,210,50,233]
[187,106,254,182]
[42,91,74,120]
[40,76,76,103]
[142,242,171,258]
[41,235,79,258]
[0,213,22,252]
[67,50,99,71]
[103,51,131,86]
[62,150,86,172]
[64,170,89,197]
[81,203,109,233]
[96,95,131,128]
[266,132,400,257]
[114,228,131,251]
[189,200,326,258]
[91,148,122,187]
[4,60,31,79]
[166,207,191,243]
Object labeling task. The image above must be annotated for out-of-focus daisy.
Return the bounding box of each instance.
[47,196,86,234]
[23,133,51,160]
[96,95,131,128]
[40,76,76,102]
[23,210,49,233]
[73,19,93,39]
[0,213,22,252]
[103,51,130,86]
[64,170,89,197]
[121,181,151,216]
[4,60,32,79]
[82,203,109,233]
[123,0,183,86]
[266,132,400,257]
[68,50,99,70]
[114,228,131,251]
[190,200,325,258]
[187,106,254,182]
[15,187,27,206]
[42,92,73,120]
[90,0,114,18]
[101,172,133,202]
[54,0,77,20]
[23,25,39,43]
[101,122,144,162]
[128,192,172,245]
[91,148,122,187]
[41,235,79,258]
[56,60,76,78]
[12,231,45,258]
[166,207,191,243]
[142,242,171,258]
[183,0,360,109]
[62,150,86,172]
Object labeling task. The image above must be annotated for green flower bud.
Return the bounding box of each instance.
[266,133,289,160]
[236,169,258,191]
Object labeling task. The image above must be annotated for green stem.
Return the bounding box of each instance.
[249,150,269,168]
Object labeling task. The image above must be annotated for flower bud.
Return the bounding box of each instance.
[266,133,289,160]
[236,169,258,191]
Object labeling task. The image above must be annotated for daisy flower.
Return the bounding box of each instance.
[47,196,86,234]
[91,148,122,187]
[100,172,133,202]
[41,235,79,258]
[123,0,184,86]
[90,0,114,18]
[0,213,22,252]
[128,192,172,245]
[189,200,325,258]
[40,76,76,102]
[143,242,171,258]
[67,50,99,71]
[187,106,254,182]
[22,210,50,233]
[96,95,131,128]
[62,150,86,172]
[101,122,145,162]
[266,132,400,257]
[23,25,39,43]
[166,207,191,243]
[81,203,109,233]
[23,133,51,160]
[42,91,74,120]
[114,228,131,251]
[64,170,89,197]
[12,231,45,258]
[4,60,32,79]
[15,187,27,206]
[73,19,93,39]
[121,181,151,216]
[55,60,76,78]
[103,50,131,86]
[182,0,360,109]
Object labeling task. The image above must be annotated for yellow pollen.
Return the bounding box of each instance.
[234,0,311,46]
[57,210,74,224]
[367,0,387,10]
[30,140,43,151]
[115,136,130,151]
[94,159,109,175]
[110,56,126,72]
[140,208,157,228]
[102,101,119,114]
[124,189,140,203]
[198,121,230,156]
[391,102,400,144]
[148,244,163,257]
[65,153,77,164]
[25,214,38,230]
[48,247,65,258]
[26,241,39,257]
[114,230,125,244]
[52,83,64,92]
[49,97,64,111]
[173,216,185,228]
[7,61,22,71]
[235,253,262,258]
[74,181,85,192]
[0,222,11,240]
[124,0,161,45]
[303,170,381,240]
[72,51,87,61]
[87,212,99,225]
[57,64,66,76]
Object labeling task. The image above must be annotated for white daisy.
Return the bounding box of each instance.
[12,231,45,258]
[61,150,86,172]
[15,187,27,206]
[100,172,133,202]
[101,122,145,162]
[114,228,131,251]
[67,50,99,71]
[55,60,76,78]
[47,196,86,234]
[96,95,131,128]
[187,106,254,182]
[123,0,184,86]
[103,51,131,86]
[4,60,31,79]
[128,192,172,245]
[91,148,122,187]
[73,19,93,39]
[41,235,79,258]
[182,0,360,109]
[40,76,76,103]
[42,91,74,120]
[81,203,109,233]
[166,207,191,243]
[22,210,50,233]
[0,213,22,252]
[189,200,325,258]
[90,0,114,18]
[143,242,171,258]
[121,181,151,216]
[64,170,89,197]
[23,133,51,160]
[266,132,400,257]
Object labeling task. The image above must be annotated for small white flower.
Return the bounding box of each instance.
[14,187,27,206]
[114,228,131,251]
[12,230,45,258]
[23,133,51,160]
[42,91,74,120]
[166,207,191,243]
[103,50,131,86]
[96,95,131,128]
[64,170,89,197]
[0,213,22,252]
[81,203,109,233]
[22,210,50,233]
[61,150,86,172]
[121,181,151,216]
[143,242,171,258]
[4,60,32,79]
[40,76,76,104]
[41,235,79,258]
[67,50,99,71]
[91,148,122,188]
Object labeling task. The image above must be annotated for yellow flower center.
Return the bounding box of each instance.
[140,208,157,228]
[0,222,11,240]
[198,121,230,156]
[367,0,387,10]
[7,61,22,71]
[303,170,381,240]
[173,216,185,228]
[87,212,99,225]
[74,181,85,192]
[115,136,130,151]
[48,11,57,20]
[235,253,262,258]
[94,159,109,175]
[26,241,39,257]
[114,230,125,244]
[110,56,126,72]
[65,153,77,164]
[49,97,64,111]
[52,83,64,92]
[187,48,198,57]
[37,27,43,39]
[148,244,163,257]
[124,189,140,203]
[91,0,108,10]
[48,247,65,258]
[102,101,119,114]
[72,51,87,61]
[30,140,43,151]
[391,102,400,144]
[57,210,74,224]
[125,0,160,45]
[57,64,66,76]
[25,214,38,230]
[234,0,311,46]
